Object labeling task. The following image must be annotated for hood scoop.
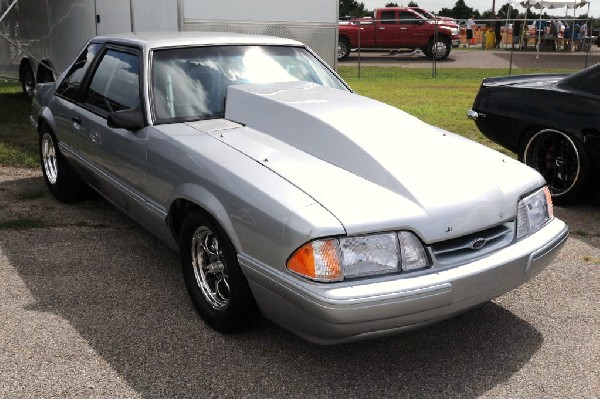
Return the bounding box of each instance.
[225,82,442,199]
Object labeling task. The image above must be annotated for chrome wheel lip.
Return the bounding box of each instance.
[523,129,580,197]
[191,226,230,310]
[41,133,58,185]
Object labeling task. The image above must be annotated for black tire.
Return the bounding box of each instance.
[20,62,35,100]
[520,129,590,205]
[425,37,451,61]
[180,211,258,333]
[37,64,54,83]
[39,125,88,202]
[338,37,351,61]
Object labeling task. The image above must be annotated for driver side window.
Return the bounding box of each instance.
[84,48,141,115]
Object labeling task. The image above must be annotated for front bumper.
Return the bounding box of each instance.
[241,218,568,345]
[452,38,461,47]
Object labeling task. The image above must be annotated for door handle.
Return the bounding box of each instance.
[71,116,81,129]
[379,27,386,30]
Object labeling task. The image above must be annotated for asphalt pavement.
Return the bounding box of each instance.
[0,169,598,398]
[339,47,600,70]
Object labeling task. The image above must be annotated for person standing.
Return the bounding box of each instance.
[494,15,502,48]
[513,17,523,48]
[466,15,475,47]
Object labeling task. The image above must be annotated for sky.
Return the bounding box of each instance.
[361,0,598,18]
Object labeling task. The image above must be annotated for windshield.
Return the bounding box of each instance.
[151,45,348,124]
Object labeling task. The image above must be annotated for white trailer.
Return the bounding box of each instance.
[0,0,338,96]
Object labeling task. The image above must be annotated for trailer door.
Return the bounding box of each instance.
[95,0,131,35]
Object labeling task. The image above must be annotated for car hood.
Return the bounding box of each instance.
[188,82,544,242]
[481,73,569,89]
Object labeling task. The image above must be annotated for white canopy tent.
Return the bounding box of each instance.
[507,0,591,57]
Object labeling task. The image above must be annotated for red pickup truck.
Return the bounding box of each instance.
[338,8,460,61]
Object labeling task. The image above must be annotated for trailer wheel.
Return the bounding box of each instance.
[338,37,351,61]
[37,64,54,83]
[20,62,35,100]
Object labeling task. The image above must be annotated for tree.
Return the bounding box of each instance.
[385,2,399,6]
[407,1,419,6]
[438,0,480,19]
[339,0,370,17]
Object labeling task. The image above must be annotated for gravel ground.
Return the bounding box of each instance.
[0,168,598,398]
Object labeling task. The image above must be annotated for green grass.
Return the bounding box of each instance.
[0,80,37,167]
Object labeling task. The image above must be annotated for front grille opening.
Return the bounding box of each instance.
[431,222,514,266]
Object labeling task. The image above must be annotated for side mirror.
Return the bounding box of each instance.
[107,108,145,131]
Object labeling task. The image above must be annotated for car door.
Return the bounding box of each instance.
[75,45,148,218]
[377,10,401,47]
[398,10,428,47]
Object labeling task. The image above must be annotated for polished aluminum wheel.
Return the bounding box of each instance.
[191,226,230,310]
[41,132,58,184]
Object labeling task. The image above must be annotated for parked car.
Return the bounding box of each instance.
[468,65,600,204]
[31,32,567,344]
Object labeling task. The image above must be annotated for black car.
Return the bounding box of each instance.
[468,64,600,204]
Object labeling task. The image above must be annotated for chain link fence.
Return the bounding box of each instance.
[338,16,599,77]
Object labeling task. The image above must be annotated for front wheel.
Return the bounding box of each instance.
[520,129,590,205]
[39,126,88,202]
[338,37,351,61]
[425,37,451,61]
[180,211,258,333]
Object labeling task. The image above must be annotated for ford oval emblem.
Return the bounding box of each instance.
[469,238,487,250]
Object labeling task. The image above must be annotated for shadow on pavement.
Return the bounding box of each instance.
[0,175,546,398]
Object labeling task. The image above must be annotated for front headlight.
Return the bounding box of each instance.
[287,231,430,282]
[516,186,554,240]
[451,28,460,36]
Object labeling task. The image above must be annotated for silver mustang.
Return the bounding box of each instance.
[31,32,568,344]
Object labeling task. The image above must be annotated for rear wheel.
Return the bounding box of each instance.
[520,129,590,205]
[338,37,351,61]
[39,125,88,202]
[425,37,451,60]
[180,211,258,333]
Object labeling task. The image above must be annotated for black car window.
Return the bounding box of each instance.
[381,11,396,24]
[563,67,600,96]
[55,43,102,101]
[399,11,421,24]
[84,49,141,114]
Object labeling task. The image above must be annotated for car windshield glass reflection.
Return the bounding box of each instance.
[151,45,347,124]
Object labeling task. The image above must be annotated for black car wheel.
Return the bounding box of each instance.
[39,125,88,202]
[180,211,258,333]
[520,129,590,205]
[338,37,351,61]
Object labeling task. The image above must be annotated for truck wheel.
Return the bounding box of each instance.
[180,211,259,333]
[426,37,451,61]
[20,62,35,100]
[39,125,88,202]
[338,37,351,61]
[520,128,590,205]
